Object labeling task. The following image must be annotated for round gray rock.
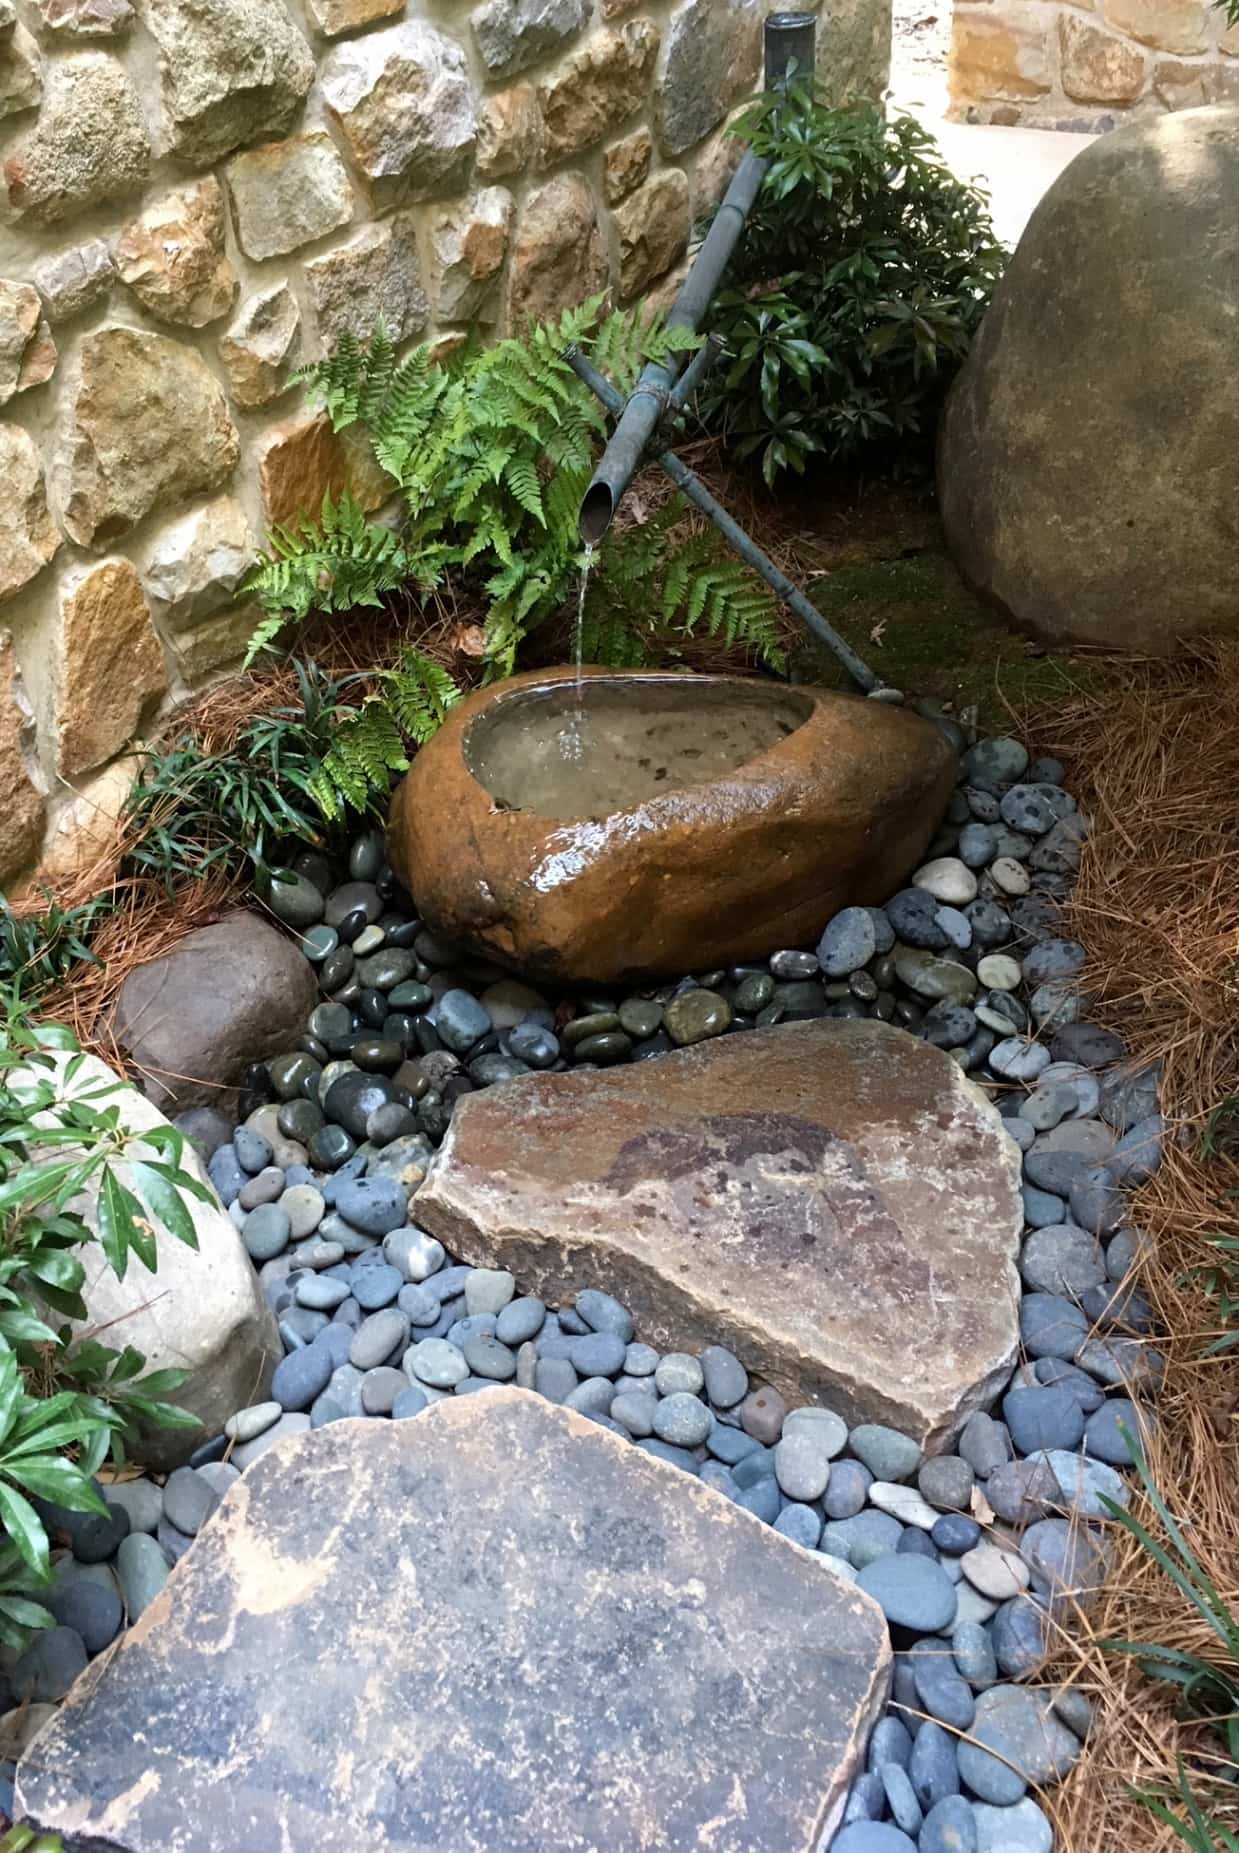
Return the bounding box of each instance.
[939,105,1239,654]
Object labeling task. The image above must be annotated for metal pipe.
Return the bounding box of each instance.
[763,11,817,85]
[566,348,880,693]
[578,10,813,546]
[666,332,725,414]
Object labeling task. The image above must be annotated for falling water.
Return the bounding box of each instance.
[560,541,595,763]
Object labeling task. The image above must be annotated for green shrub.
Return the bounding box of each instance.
[0,1004,202,1647]
[246,301,788,818]
[706,89,1006,483]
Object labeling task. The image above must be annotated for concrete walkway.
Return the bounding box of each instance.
[886,0,1096,249]
[930,118,1097,248]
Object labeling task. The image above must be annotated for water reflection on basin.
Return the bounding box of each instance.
[464,676,815,819]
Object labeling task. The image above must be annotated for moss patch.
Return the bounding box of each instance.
[760,479,1102,731]
[798,548,1099,729]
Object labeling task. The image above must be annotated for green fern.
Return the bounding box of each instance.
[309,648,463,822]
[246,301,789,803]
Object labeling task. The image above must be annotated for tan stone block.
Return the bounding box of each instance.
[305,0,401,37]
[218,285,302,411]
[143,0,314,167]
[538,19,660,163]
[691,120,744,212]
[3,49,148,224]
[0,631,45,885]
[54,325,239,550]
[476,82,542,179]
[507,173,608,326]
[428,187,513,322]
[1221,18,1239,51]
[320,21,477,210]
[19,752,140,894]
[1205,60,1239,96]
[0,22,42,120]
[603,124,652,203]
[35,0,133,37]
[224,132,354,263]
[0,279,55,402]
[303,215,428,349]
[1059,13,1146,99]
[1151,55,1209,103]
[0,425,59,604]
[140,497,257,631]
[256,415,393,529]
[166,602,260,683]
[1103,0,1206,51]
[54,559,166,779]
[949,13,1053,101]
[31,239,112,323]
[113,176,238,330]
[614,166,690,300]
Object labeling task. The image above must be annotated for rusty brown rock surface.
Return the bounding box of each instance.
[388,667,956,984]
[416,1021,1023,1446]
[17,1392,891,1853]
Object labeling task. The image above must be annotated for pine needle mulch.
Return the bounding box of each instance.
[27,602,468,1061]
[1023,640,1239,1853]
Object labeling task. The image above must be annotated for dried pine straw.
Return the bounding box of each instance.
[1022,640,1239,1852]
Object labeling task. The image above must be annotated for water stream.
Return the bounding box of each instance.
[560,542,595,764]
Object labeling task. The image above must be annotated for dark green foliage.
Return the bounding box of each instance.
[0,1006,201,1646]
[308,646,463,822]
[122,659,358,887]
[1218,0,1239,28]
[706,89,1006,483]
[247,301,788,749]
[0,895,108,1004]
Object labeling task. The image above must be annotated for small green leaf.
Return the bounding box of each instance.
[0,1481,50,1578]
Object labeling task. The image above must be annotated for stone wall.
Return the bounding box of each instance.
[949,0,1239,125]
[0,0,888,893]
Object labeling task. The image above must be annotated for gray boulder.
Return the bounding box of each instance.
[939,105,1239,654]
[113,911,316,1115]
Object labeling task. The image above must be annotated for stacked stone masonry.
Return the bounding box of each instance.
[0,0,889,891]
[949,0,1239,125]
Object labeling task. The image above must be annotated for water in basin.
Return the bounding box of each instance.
[465,677,815,819]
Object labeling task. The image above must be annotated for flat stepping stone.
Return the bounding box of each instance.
[17,1390,890,1853]
[416,1021,1022,1445]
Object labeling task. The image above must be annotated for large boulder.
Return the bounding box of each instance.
[415,1019,1023,1447]
[938,105,1239,654]
[22,1052,279,1469]
[112,911,317,1116]
[388,666,956,984]
[17,1394,891,1851]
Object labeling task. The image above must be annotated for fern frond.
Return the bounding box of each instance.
[384,648,463,744]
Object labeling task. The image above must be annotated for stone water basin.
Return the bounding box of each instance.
[387,666,957,984]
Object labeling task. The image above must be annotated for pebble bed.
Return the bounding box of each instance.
[28,719,1165,1853]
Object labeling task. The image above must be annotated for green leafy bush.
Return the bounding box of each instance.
[246,301,788,817]
[0,1005,202,1646]
[706,90,1006,483]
